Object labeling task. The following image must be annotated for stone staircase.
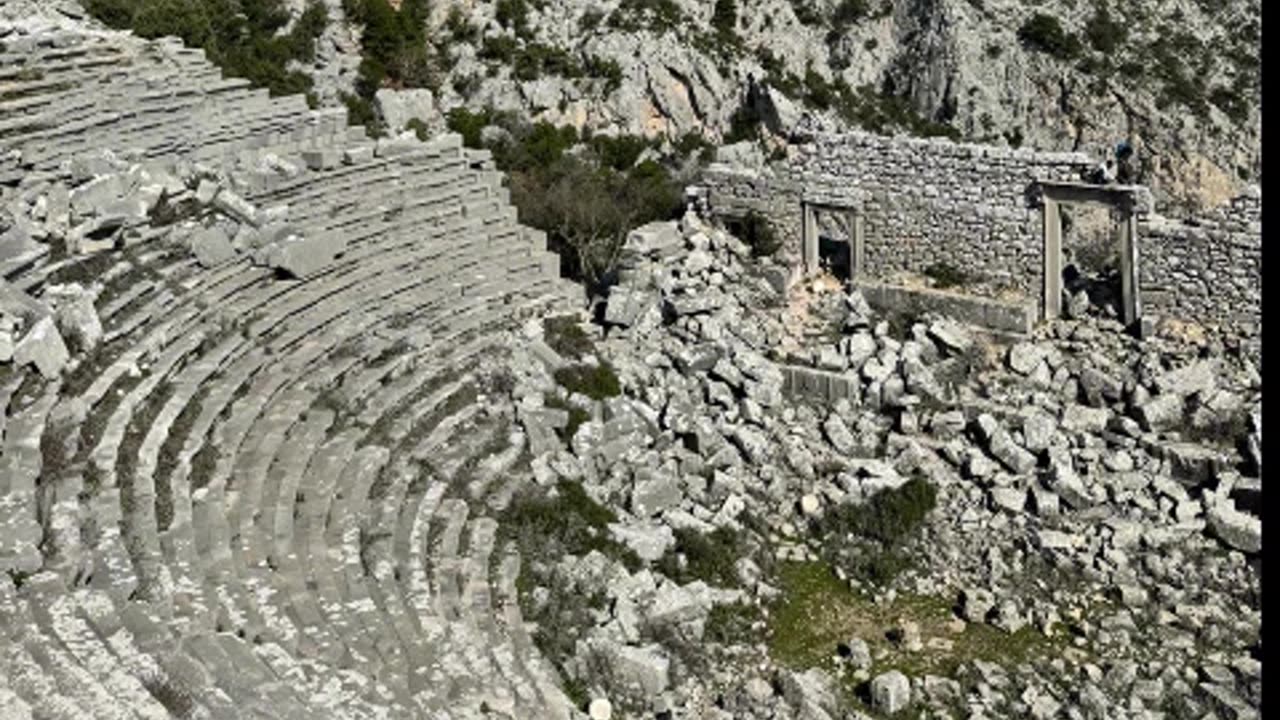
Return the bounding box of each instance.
[0,13,581,720]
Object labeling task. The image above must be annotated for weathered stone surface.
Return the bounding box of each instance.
[46,284,101,353]
[13,316,69,379]
[871,670,911,714]
[258,233,346,278]
[1205,499,1260,553]
[190,225,236,267]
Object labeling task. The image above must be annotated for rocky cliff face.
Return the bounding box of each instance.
[305,0,1258,214]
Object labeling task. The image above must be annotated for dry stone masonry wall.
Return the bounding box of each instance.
[704,132,1262,350]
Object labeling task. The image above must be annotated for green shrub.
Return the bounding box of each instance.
[495,0,531,35]
[404,117,429,140]
[923,262,971,289]
[445,106,492,148]
[608,0,684,33]
[1084,2,1127,54]
[444,5,480,43]
[735,211,782,258]
[584,55,624,93]
[790,0,822,25]
[711,0,737,35]
[704,602,762,644]
[542,315,595,359]
[1018,13,1082,60]
[832,0,871,27]
[656,527,746,587]
[554,362,622,401]
[589,133,652,171]
[86,0,327,98]
[499,479,640,569]
[817,474,938,546]
[544,395,590,441]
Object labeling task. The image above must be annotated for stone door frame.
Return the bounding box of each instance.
[1036,181,1142,329]
[802,201,864,279]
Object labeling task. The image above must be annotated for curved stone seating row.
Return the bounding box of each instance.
[1,14,581,718]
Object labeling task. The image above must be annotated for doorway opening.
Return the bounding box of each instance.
[1038,181,1141,332]
[802,202,862,286]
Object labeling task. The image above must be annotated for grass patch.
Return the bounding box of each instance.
[768,561,1065,681]
[553,362,621,401]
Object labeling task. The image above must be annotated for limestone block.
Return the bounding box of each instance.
[258,233,346,278]
[191,226,236,267]
[375,88,438,133]
[46,284,102,353]
[14,316,69,379]
[871,670,911,714]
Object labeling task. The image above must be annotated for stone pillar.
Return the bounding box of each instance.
[1042,199,1062,320]
[1117,210,1141,328]
[851,211,865,278]
[802,202,819,274]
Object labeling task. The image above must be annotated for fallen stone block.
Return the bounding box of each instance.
[190,226,236,267]
[604,286,657,328]
[14,316,69,379]
[1205,498,1261,554]
[258,233,345,278]
[46,284,102,353]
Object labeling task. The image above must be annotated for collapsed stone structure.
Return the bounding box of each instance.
[702,132,1262,356]
[0,5,1263,720]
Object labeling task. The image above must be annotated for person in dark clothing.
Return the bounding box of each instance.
[1115,140,1136,184]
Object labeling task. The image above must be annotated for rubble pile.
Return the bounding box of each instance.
[506,209,1262,719]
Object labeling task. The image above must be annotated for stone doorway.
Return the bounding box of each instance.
[1037,181,1141,331]
[802,202,862,285]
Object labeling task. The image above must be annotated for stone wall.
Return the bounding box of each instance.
[704,133,1262,348]
[703,132,1095,297]
[1138,187,1262,345]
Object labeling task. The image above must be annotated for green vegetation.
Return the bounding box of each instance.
[543,394,590,442]
[817,474,937,547]
[502,478,643,706]
[1018,13,1083,61]
[1084,2,1127,55]
[656,526,747,587]
[342,0,435,133]
[607,0,685,34]
[813,474,938,587]
[727,211,782,259]
[500,479,640,569]
[542,315,596,359]
[923,262,971,290]
[763,63,960,140]
[554,362,621,401]
[85,0,327,98]
[767,561,1066,682]
[704,602,764,645]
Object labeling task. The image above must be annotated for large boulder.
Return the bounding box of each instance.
[375,88,440,134]
[582,640,670,699]
[257,233,346,278]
